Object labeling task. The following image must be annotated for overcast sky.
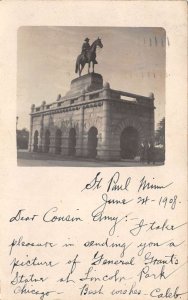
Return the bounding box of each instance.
[17,26,165,130]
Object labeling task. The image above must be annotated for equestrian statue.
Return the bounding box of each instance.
[75,37,103,77]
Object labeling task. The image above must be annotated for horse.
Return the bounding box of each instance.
[75,38,103,77]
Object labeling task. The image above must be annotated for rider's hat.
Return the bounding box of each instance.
[84,38,89,42]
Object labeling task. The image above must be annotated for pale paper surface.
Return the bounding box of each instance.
[0,1,187,300]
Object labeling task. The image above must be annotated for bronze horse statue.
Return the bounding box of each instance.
[75,38,103,77]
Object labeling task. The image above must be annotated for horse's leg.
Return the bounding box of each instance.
[92,61,95,73]
[80,65,84,76]
[78,64,81,77]
[88,62,90,74]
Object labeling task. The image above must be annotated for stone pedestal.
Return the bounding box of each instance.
[66,73,103,97]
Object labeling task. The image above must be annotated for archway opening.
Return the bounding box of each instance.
[55,129,62,154]
[33,130,39,152]
[120,126,139,159]
[88,127,98,158]
[44,130,50,153]
[68,128,76,156]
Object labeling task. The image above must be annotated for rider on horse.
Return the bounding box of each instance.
[81,38,90,61]
[75,37,103,76]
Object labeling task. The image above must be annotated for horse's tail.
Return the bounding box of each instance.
[75,57,79,73]
[75,61,78,73]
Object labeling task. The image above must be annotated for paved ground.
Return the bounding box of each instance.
[17,150,162,167]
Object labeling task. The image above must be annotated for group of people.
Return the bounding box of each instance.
[140,141,155,165]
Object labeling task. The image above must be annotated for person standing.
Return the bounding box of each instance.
[147,141,155,165]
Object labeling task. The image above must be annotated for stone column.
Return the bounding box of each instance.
[49,130,56,154]
[109,133,121,160]
[97,83,111,160]
[82,132,89,157]
[38,115,44,152]
[41,131,45,152]
[97,84,120,160]
[29,104,35,152]
[38,101,46,152]
[29,116,33,152]
[99,98,111,157]
[75,106,84,156]
[61,133,69,156]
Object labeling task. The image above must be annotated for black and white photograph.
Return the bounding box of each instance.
[17,26,165,167]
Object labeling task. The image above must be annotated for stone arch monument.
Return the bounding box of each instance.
[29,40,154,161]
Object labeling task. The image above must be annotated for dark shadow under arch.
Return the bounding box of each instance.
[88,127,98,158]
[44,130,50,153]
[55,129,62,154]
[33,130,39,152]
[120,126,139,159]
[68,128,76,156]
